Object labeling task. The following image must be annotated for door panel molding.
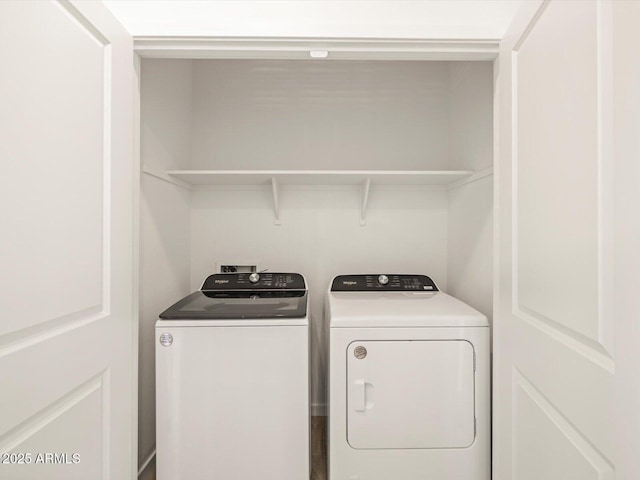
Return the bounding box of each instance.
[57,0,109,46]
[0,0,115,341]
[0,306,106,357]
[513,306,613,372]
[512,368,613,480]
[512,0,550,52]
[0,370,108,454]
[0,0,117,369]
[594,0,614,359]
[59,0,115,324]
[509,0,614,371]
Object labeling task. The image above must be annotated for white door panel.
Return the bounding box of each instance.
[516,2,600,344]
[0,0,107,337]
[495,1,639,479]
[0,1,135,479]
[514,0,607,353]
[347,340,475,449]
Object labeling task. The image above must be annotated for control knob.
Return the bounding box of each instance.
[378,274,389,285]
[249,273,260,284]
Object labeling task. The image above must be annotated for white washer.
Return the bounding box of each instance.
[327,274,489,480]
[156,273,309,480]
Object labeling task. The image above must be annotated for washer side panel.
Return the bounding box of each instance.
[156,324,309,480]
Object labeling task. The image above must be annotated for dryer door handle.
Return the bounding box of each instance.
[354,379,366,411]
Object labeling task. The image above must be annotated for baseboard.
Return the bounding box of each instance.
[311,402,327,417]
[138,448,156,478]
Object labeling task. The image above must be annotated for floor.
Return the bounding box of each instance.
[311,416,327,480]
[140,416,327,480]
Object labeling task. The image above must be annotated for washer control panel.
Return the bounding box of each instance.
[202,273,306,290]
[331,274,438,292]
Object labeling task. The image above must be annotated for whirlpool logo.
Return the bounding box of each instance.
[214,279,230,284]
[342,281,357,286]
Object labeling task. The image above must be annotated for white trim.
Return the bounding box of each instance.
[491,52,501,480]
[132,52,142,480]
[137,449,156,477]
[134,36,499,61]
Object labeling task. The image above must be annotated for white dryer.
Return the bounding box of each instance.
[327,274,489,480]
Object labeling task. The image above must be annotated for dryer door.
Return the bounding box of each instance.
[347,340,475,449]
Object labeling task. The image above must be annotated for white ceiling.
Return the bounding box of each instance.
[103,0,523,39]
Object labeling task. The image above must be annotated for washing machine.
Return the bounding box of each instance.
[156,272,309,480]
[327,274,489,480]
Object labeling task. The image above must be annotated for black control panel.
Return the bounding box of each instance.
[331,274,438,292]
[202,273,306,291]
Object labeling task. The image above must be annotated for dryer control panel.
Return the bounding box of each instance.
[331,274,438,292]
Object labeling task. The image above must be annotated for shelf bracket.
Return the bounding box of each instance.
[142,164,192,191]
[271,177,281,226]
[360,177,371,226]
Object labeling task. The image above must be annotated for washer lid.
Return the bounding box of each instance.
[328,290,488,327]
[160,290,308,320]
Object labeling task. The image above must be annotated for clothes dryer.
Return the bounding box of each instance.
[327,274,489,480]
